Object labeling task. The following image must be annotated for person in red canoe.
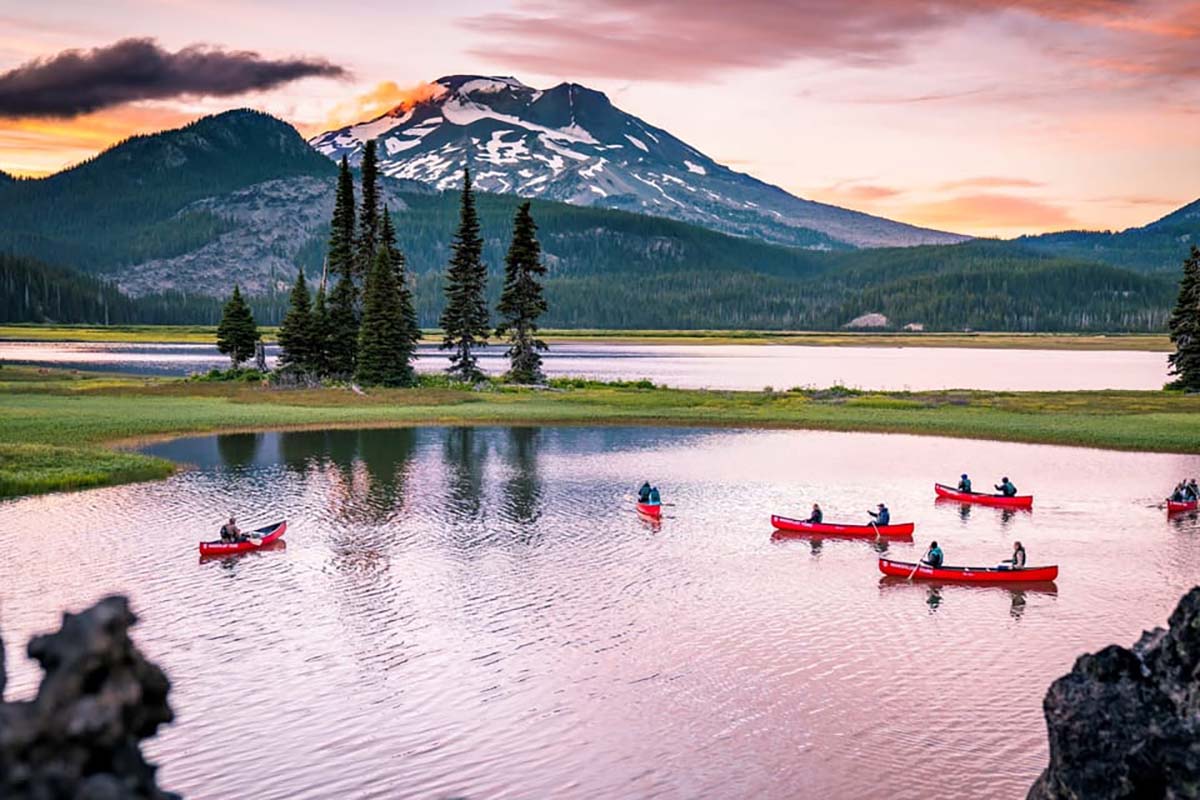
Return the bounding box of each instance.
[804,503,823,524]
[219,516,248,543]
[921,541,944,568]
[1000,541,1026,569]
[867,503,890,526]
[995,477,1018,497]
[957,474,973,493]
[637,482,652,503]
[647,486,662,505]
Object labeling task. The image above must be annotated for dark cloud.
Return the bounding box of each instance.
[0,38,347,118]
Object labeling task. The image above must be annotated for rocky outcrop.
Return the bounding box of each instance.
[0,596,179,799]
[1029,586,1200,799]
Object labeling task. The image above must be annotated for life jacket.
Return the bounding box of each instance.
[1001,481,1017,497]
[876,509,890,525]
[638,484,652,502]
[648,487,661,504]
[220,523,234,541]
[959,479,971,493]
[928,547,944,567]
[810,509,823,523]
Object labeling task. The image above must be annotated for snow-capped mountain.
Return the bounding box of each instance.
[309,75,968,249]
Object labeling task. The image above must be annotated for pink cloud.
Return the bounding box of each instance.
[940,176,1046,190]
[460,0,1150,81]
[909,193,1078,231]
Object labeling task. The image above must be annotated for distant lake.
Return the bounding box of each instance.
[1,426,1196,798]
[0,340,1171,391]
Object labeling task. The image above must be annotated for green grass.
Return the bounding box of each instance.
[1,365,1198,499]
[0,324,1172,351]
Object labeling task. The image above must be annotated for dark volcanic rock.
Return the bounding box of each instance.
[0,596,179,800]
[1029,586,1200,799]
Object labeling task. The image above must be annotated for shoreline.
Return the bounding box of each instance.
[1,366,1197,500]
[0,325,1173,352]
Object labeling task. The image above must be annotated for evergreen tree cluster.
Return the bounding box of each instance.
[267,158,551,387]
[215,285,260,368]
[1168,245,1200,391]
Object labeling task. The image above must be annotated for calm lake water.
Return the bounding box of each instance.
[0,339,1170,391]
[1,426,1197,799]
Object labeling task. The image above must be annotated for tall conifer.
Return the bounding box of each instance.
[356,247,415,386]
[439,168,490,382]
[278,268,315,372]
[495,201,549,383]
[329,156,356,282]
[380,208,421,356]
[311,282,331,376]
[1168,245,1200,391]
[216,284,259,368]
[355,139,381,282]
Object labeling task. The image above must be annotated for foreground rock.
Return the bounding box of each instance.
[1029,586,1200,799]
[0,596,179,799]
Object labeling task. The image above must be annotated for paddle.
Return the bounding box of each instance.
[869,519,881,541]
[907,552,926,581]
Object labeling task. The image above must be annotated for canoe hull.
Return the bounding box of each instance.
[1167,500,1198,514]
[771,515,914,537]
[935,483,1032,509]
[636,502,662,518]
[878,557,1057,583]
[199,520,286,556]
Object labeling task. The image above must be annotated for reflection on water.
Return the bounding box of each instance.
[1,426,1199,800]
[0,339,1172,391]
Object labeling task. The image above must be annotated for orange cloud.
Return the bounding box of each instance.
[299,80,444,137]
[907,193,1077,234]
[0,105,199,176]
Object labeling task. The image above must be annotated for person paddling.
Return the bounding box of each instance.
[995,476,1018,497]
[647,486,662,506]
[219,516,247,543]
[1001,540,1026,569]
[804,503,823,524]
[957,473,973,493]
[1188,479,1199,501]
[868,502,890,527]
[637,481,652,503]
[922,540,944,568]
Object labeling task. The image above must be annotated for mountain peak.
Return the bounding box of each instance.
[309,75,966,248]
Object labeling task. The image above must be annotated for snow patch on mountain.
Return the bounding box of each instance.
[309,74,969,249]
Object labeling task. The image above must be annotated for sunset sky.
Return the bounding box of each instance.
[1,0,1197,237]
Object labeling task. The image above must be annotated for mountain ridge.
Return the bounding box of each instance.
[309,75,969,250]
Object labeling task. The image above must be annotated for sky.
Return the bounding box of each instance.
[0,0,1197,237]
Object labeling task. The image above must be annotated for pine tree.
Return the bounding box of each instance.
[355,139,381,283]
[215,284,259,369]
[278,268,315,372]
[311,281,331,376]
[356,247,416,387]
[326,274,359,378]
[1168,245,1200,391]
[380,207,422,356]
[496,201,549,383]
[439,168,490,382]
[329,156,356,282]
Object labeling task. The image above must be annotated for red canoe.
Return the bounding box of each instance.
[771,514,914,537]
[1167,499,1198,514]
[878,557,1057,583]
[636,502,662,518]
[935,483,1032,509]
[199,520,287,556]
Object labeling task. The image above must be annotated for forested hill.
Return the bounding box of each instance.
[1017,198,1200,272]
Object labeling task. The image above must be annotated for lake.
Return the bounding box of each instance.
[0,339,1171,391]
[1,426,1197,799]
